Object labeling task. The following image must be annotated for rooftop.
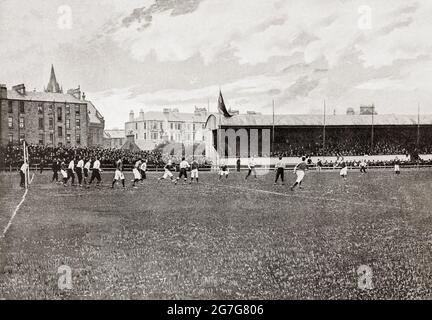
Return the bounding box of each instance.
[128,110,208,123]
[206,113,432,129]
[6,89,86,104]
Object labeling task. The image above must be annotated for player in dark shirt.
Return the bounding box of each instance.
[158,161,175,182]
[51,158,60,182]
[291,157,308,191]
[316,159,323,172]
[190,160,199,184]
[219,162,229,180]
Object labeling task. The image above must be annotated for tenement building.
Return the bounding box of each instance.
[0,65,105,147]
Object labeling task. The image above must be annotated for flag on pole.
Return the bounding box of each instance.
[218,91,232,118]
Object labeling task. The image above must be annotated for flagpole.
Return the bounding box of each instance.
[371,103,375,154]
[218,88,222,168]
[323,100,326,159]
[192,107,195,161]
[272,100,275,156]
[417,102,420,148]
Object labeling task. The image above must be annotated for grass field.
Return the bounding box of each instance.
[0,168,431,300]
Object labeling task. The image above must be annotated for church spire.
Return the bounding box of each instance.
[45,64,63,93]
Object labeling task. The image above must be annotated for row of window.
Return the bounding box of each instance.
[7,100,81,117]
[134,122,206,131]
[8,116,80,130]
[139,132,206,141]
[8,132,81,145]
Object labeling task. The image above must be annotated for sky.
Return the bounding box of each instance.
[1,0,432,128]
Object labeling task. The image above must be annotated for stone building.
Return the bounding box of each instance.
[0,66,105,147]
[125,107,209,151]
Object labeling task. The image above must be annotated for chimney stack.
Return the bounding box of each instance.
[129,110,135,122]
[12,84,26,95]
[139,109,145,120]
[0,84,7,99]
[67,86,81,100]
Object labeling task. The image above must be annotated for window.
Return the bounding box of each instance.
[153,122,158,130]
[8,117,13,129]
[66,105,70,115]
[193,124,196,131]
[58,126,63,137]
[151,132,158,140]
[19,101,24,114]
[143,122,146,130]
[76,133,81,144]
[19,133,25,143]
[49,133,54,143]
[136,134,138,140]
[8,101,13,113]
[75,119,80,130]
[135,123,138,130]
[143,133,147,140]
[8,134,13,143]
[48,104,53,114]
[66,133,71,144]
[160,122,163,130]
[57,107,62,121]
[170,123,173,130]
[19,116,25,129]
[49,118,54,130]
[38,118,44,130]
[38,133,44,145]
[66,119,71,129]
[75,105,80,116]
[38,104,43,114]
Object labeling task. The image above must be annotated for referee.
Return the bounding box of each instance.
[274,156,285,185]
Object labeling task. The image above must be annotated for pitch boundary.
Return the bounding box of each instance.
[1,173,34,239]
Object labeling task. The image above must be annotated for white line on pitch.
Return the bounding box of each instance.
[1,189,28,238]
[1,173,34,239]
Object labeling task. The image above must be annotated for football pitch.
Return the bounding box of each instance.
[0,169,431,299]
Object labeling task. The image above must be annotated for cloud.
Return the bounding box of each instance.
[2,0,432,129]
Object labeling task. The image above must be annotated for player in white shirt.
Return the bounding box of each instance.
[19,161,29,188]
[83,159,91,185]
[76,156,85,186]
[360,155,367,174]
[64,158,76,186]
[132,159,142,188]
[139,159,147,182]
[87,157,102,187]
[176,157,190,185]
[394,157,401,175]
[274,156,285,185]
[60,159,68,184]
[112,159,126,189]
[245,156,257,180]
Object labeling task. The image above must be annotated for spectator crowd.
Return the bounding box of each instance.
[0,144,212,170]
